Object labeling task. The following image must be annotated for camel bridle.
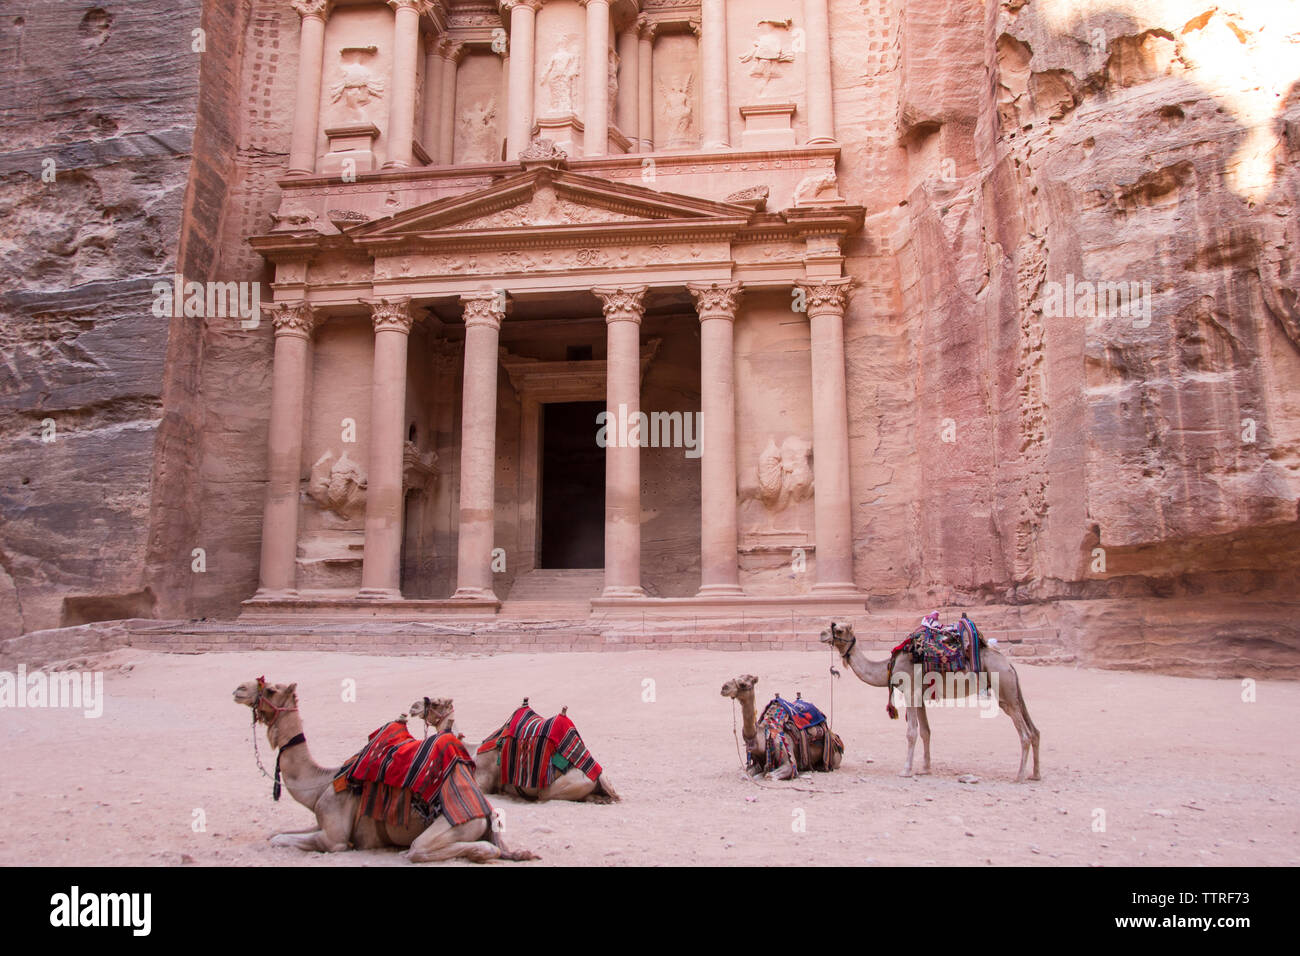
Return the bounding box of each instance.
[248,677,306,802]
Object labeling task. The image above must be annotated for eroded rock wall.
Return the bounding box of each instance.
[877,0,1300,666]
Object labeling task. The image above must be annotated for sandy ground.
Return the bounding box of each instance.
[1,647,1296,867]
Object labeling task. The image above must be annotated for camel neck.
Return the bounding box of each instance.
[738,693,759,741]
[266,713,334,811]
[846,644,891,686]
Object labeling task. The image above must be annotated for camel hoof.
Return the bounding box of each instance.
[916,767,931,776]
[898,770,914,778]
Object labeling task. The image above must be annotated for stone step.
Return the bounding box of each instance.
[505,569,604,602]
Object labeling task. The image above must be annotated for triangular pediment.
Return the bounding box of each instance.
[347,168,754,248]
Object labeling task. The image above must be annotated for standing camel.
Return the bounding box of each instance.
[819,621,1041,782]
[233,679,536,862]
[719,674,843,780]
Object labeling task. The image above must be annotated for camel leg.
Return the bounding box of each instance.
[765,759,797,781]
[269,829,350,853]
[916,705,932,775]
[998,693,1034,783]
[900,706,921,777]
[407,816,538,863]
[538,768,597,802]
[592,773,621,803]
[407,817,501,863]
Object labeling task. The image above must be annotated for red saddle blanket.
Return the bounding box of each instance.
[477,705,601,792]
[334,720,491,828]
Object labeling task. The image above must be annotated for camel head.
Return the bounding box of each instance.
[233,678,298,726]
[409,695,456,733]
[720,674,759,700]
[820,621,856,655]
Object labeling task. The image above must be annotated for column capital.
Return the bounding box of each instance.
[435,36,466,61]
[795,277,854,318]
[687,281,742,321]
[576,0,610,7]
[461,291,507,330]
[290,0,331,20]
[593,286,647,324]
[268,301,317,339]
[636,16,657,41]
[388,0,437,15]
[501,0,542,12]
[368,297,415,334]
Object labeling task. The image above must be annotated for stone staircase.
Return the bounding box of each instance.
[501,569,604,618]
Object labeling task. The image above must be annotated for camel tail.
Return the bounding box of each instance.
[885,652,900,720]
[1014,668,1040,739]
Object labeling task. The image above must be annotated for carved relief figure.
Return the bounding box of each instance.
[308,450,368,519]
[608,48,620,105]
[739,19,796,96]
[658,73,695,143]
[460,98,498,163]
[330,46,385,122]
[794,170,843,205]
[539,35,581,114]
[757,436,814,512]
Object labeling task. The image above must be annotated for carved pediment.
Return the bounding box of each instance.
[347,168,754,253]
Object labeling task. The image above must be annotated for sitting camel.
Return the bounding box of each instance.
[233,679,536,862]
[414,696,619,803]
[820,620,1041,782]
[719,674,843,780]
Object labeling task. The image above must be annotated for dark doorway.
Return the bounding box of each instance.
[539,400,605,568]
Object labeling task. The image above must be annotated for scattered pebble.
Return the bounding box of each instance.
[1150,809,1173,818]
[957,774,980,784]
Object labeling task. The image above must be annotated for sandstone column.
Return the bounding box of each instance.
[422,36,445,162]
[797,278,856,592]
[581,0,611,156]
[452,292,506,601]
[504,0,539,160]
[359,298,415,599]
[689,282,743,597]
[288,1,330,176]
[699,0,729,149]
[385,1,430,168]
[595,286,647,598]
[436,39,464,165]
[615,22,638,144]
[255,302,316,598]
[636,17,655,152]
[802,0,836,143]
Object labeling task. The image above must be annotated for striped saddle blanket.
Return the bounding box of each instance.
[334,720,492,828]
[756,697,843,773]
[477,705,601,792]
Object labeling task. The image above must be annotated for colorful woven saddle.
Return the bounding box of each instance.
[755,696,843,773]
[477,704,602,793]
[334,719,492,828]
[892,616,986,674]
